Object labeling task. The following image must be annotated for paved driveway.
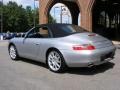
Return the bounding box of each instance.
[0,40,120,90]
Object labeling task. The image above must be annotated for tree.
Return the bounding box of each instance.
[1,1,28,32]
[49,14,56,23]
[25,6,39,27]
[0,1,56,33]
[26,6,34,27]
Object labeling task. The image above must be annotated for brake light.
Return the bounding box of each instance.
[73,44,95,50]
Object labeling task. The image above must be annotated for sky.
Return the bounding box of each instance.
[3,0,39,8]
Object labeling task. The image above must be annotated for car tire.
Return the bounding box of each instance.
[47,50,66,73]
[9,45,19,60]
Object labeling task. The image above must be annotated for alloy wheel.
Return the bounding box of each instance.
[9,45,17,60]
[48,51,62,72]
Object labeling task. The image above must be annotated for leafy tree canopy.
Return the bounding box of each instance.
[0,1,56,33]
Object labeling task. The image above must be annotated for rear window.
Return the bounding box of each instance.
[49,24,87,38]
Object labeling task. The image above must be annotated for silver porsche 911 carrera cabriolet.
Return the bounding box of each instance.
[8,24,116,72]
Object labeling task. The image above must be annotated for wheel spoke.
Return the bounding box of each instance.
[55,58,61,63]
[54,61,60,68]
[49,55,53,60]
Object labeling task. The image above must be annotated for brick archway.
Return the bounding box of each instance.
[39,0,95,31]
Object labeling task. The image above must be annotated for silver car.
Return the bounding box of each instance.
[8,24,116,72]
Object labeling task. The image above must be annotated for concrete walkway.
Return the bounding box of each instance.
[0,40,9,46]
[112,41,120,49]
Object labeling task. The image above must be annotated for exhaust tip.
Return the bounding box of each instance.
[88,63,94,68]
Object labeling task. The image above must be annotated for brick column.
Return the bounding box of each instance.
[80,10,92,32]
[78,0,95,32]
[39,0,51,24]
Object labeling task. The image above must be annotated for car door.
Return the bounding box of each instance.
[20,27,40,60]
[20,26,51,61]
[22,38,40,60]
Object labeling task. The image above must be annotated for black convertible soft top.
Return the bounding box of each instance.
[48,24,87,38]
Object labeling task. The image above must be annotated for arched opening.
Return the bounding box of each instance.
[49,3,72,24]
[47,0,80,25]
[92,0,120,41]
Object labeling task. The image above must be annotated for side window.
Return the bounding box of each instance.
[27,26,50,38]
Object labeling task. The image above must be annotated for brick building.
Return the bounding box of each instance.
[39,0,120,40]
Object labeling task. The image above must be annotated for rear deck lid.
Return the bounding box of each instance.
[68,32,113,49]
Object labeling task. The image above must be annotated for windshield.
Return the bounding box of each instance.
[49,24,87,38]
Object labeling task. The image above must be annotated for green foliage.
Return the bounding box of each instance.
[49,14,56,23]
[0,1,29,32]
[0,1,55,33]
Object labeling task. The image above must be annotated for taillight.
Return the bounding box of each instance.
[73,44,95,50]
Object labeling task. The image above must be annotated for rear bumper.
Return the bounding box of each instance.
[60,45,116,67]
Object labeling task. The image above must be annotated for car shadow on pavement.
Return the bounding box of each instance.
[65,62,115,75]
[19,58,115,75]
[20,58,48,68]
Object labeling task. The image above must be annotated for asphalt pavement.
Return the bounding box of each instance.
[0,40,120,90]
